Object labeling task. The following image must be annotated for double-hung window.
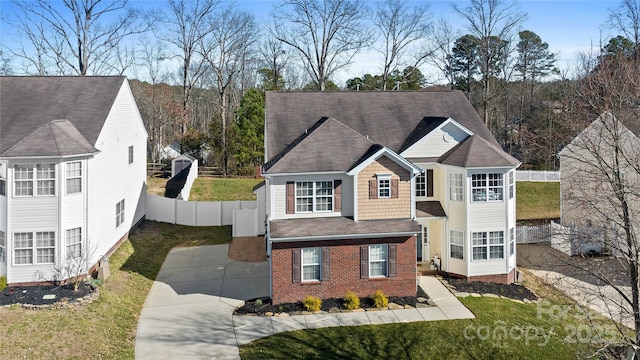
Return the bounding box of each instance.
[415,172,426,197]
[450,230,464,259]
[66,161,82,194]
[472,173,503,202]
[116,199,125,228]
[14,165,33,196]
[36,232,55,263]
[14,164,56,197]
[295,181,333,212]
[472,231,504,260]
[369,244,388,277]
[449,173,463,201]
[14,232,33,265]
[66,228,82,259]
[378,174,391,198]
[509,228,515,256]
[128,146,134,164]
[0,231,5,263]
[37,164,55,196]
[301,247,321,281]
[13,231,55,265]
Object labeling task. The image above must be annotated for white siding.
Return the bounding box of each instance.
[87,80,147,266]
[269,174,353,220]
[401,122,470,158]
[468,259,507,276]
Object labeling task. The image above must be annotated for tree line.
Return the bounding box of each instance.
[1,0,639,175]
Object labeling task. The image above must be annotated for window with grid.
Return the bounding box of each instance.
[14,164,33,196]
[489,231,504,259]
[378,175,391,198]
[0,179,5,196]
[0,231,5,263]
[301,247,321,281]
[36,232,55,264]
[14,232,33,265]
[509,171,514,199]
[128,146,134,164]
[369,244,388,277]
[472,232,487,260]
[449,173,463,201]
[116,199,125,228]
[36,164,55,196]
[509,228,515,256]
[472,173,503,202]
[450,230,464,259]
[295,181,333,212]
[416,172,426,197]
[66,228,82,259]
[66,161,82,194]
[472,231,504,260]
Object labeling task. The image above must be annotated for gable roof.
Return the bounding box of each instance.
[265,91,499,160]
[263,117,379,173]
[1,119,97,157]
[559,111,640,157]
[0,76,126,157]
[439,135,520,168]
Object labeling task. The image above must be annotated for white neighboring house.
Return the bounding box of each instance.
[0,76,147,285]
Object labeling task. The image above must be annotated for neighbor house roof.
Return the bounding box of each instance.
[1,119,97,157]
[0,76,126,157]
[265,91,499,160]
[269,217,421,241]
[439,135,520,168]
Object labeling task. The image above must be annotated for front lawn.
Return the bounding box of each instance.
[0,221,232,359]
[516,181,560,221]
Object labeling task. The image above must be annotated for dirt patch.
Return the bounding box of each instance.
[517,243,628,287]
[228,236,267,262]
[235,286,430,315]
[445,277,538,301]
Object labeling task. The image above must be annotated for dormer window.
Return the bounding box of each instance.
[377,174,391,198]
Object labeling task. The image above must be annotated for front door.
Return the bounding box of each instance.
[422,226,429,261]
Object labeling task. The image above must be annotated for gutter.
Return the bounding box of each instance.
[270,230,419,243]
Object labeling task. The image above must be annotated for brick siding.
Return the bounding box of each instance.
[466,268,516,284]
[271,236,416,304]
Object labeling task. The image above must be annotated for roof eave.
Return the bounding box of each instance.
[268,230,419,243]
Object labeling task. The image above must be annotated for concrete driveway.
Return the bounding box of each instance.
[135,244,269,360]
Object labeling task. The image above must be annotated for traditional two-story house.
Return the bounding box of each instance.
[262,91,520,304]
[0,76,147,285]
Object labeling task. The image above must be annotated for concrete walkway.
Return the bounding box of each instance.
[135,244,474,360]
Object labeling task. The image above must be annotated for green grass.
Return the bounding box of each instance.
[240,276,620,360]
[0,221,232,359]
[516,182,560,221]
[189,178,263,201]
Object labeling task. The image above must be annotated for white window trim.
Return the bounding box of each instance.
[128,146,134,165]
[509,228,515,256]
[66,227,83,260]
[449,172,464,201]
[472,231,504,261]
[295,181,334,213]
[415,172,426,197]
[509,171,515,199]
[13,231,56,265]
[116,199,125,228]
[301,247,321,282]
[0,230,5,263]
[450,230,464,260]
[377,174,391,199]
[13,164,56,197]
[14,164,34,197]
[471,173,504,202]
[66,161,82,194]
[369,244,388,277]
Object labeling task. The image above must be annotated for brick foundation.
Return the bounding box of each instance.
[466,268,517,284]
[270,236,416,304]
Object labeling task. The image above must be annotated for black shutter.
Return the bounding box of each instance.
[292,249,301,283]
[388,244,397,277]
[360,246,369,279]
[427,169,434,197]
[322,247,331,281]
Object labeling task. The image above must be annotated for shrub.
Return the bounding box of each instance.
[343,290,360,310]
[302,295,322,312]
[0,276,6,292]
[372,290,389,309]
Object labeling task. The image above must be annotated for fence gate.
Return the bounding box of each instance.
[516,224,551,244]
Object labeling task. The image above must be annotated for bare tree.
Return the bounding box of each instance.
[7,0,151,75]
[258,38,292,90]
[270,0,371,91]
[560,53,640,354]
[372,0,431,90]
[608,0,640,62]
[427,17,460,87]
[453,0,527,125]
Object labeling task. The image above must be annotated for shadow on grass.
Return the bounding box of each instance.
[119,220,233,281]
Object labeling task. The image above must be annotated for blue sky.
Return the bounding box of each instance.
[0,0,621,83]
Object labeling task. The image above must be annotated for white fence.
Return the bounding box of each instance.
[179,159,198,200]
[145,194,261,236]
[516,224,551,244]
[516,170,560,182]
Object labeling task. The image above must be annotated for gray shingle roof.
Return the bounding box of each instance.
[263,117,378,173]
[1,76,125,157]
[269,217,421,240]
[265,91,499,160]
[439,135,520,168]
[416,201,447,218]
[1,119,97,157]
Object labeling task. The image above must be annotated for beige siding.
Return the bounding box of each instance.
[269,174,353,220]
[401,122,470,158]
[358,157,411,220]
[468,259,508,276]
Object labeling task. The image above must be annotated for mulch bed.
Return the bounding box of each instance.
[235,286,430,315]
[0,283,95,307]
[445,277,538,301]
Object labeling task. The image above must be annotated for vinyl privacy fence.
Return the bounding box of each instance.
[145,194,261,237]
